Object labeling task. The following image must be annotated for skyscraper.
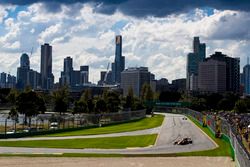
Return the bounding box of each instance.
[41,43,54,90]
[121,67,151,97]
[17,53,30,89]
[63,57,73,85]
[80,66,89,84]
[0,72,7,88]
[208,52,240,93]
[186,37,206,91]
[17,53,41,90]
[198,59,226,93]
[112,35,125,84]
[59,57,89,87]
[20,53,30,69]
[243,58,250,95]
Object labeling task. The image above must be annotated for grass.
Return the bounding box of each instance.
[0,134,157,149]
[175,116,232,157]
[40,114,164,137]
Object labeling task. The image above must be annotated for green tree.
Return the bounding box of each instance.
[95,98,107,113]
[159,91,181,102]
[81,89,92,101]
[124,87,135,110]
[134,97,145,110]
[7,89,19,105]
[145,84,154,101]
[80,89,95,113]
[218,98,232,111]
[234,100,248,113]
[52,86,70,114]
[140,83,148,101]
[191,98,207,112]
[106,91,121,113]
[16,91,46,126]
[73,100,88,114]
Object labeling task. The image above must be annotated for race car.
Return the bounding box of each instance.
[174,138,193,145]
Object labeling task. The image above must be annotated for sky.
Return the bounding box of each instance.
[0,0,249,83]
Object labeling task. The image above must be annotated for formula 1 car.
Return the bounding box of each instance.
[174,138,193,145]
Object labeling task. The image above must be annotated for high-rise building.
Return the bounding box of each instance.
[41,43,54,90]
[61,57,73,85]
[172,78,186,92]
[121,67,151,97]
[17,53,41,90]
[70,70,80,87]
[112,35,125,84]
[80,66,89,84]
[243,58,250,95]
[20,53,30,69]
[156,78,169,92]
[208,52,240,93]
[28,70,41,89]
[59,57,89,87]
[0,72,7,88]
[198,59,226,93]
[98,71,107,85]
[7,74,16,88]
[17,53,30,89]
[186,37,206,91]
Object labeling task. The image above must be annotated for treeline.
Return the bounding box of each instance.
[0,84,155,125]
[156,90,249,113]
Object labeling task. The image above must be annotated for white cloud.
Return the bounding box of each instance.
[0,4,249,83]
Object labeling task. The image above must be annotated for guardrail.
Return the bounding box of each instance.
[154,106,250,167]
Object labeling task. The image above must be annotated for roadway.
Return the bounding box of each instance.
[0,113,217,154]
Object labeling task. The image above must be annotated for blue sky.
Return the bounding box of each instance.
[0,1,249,83]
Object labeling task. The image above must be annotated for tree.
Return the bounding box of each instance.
[81,89,92,101]
[73,100,88,114]
[16,90,46,126]
[141,84,154,114]
[106,91,121,113]
[124,87,135,110]
[80,89,95,113]
[134,97,145,110]
[7,89,19,105]
[8,107,18,131]
[205,93,223,110]
[52,86,70,114]
[218,98,232,111]
[159,91,181,102]
[191,98,207,112]
[140,83,148,101]
[95,98,107,113]
[145,84,154,101]
[234,100,248,113]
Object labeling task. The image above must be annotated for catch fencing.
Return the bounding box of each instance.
[0,110,146,136]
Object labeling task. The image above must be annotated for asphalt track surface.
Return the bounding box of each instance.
[0,113,217,154]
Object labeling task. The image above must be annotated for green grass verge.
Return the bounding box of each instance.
[176,116,232,157]
[41,115,164,137]
[0,134,157,149]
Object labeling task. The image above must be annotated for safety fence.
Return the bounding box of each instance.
[154,106,250,167]
[0,109,146,138]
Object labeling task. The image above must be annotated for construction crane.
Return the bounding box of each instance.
[103,62,110,85]
[30,47,34,57]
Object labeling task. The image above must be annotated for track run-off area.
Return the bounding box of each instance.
[0,113,217,154]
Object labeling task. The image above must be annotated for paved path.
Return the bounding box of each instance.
[0,157,235,167]
[0,113,217,154]
[0,127,160,141]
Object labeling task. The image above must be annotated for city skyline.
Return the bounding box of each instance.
[0,1,249,83]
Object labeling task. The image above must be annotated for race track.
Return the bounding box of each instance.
[0,113,217,154]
